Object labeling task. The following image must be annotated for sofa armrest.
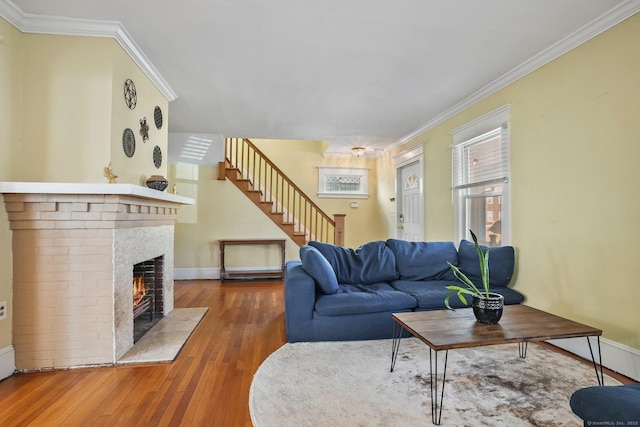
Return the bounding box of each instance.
[284,261,317,342]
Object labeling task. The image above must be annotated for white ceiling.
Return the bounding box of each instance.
[3,0,636,155]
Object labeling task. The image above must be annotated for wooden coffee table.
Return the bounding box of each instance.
[390,305,603,425]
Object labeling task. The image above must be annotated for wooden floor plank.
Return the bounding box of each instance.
[0,279,634,426]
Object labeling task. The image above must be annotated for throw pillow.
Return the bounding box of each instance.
[308,240,398,284]
[456,240,515,288]
[386,239,458,281]
[299,245,339,294]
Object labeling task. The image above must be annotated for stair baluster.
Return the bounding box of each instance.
[220,138,344,246]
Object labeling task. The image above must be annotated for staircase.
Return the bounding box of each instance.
[218,138,345,246]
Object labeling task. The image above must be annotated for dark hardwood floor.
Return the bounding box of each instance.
[0,279,634,426]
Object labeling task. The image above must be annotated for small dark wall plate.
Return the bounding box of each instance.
[153,145,162,168]
[154,106,163,129]
[123,128,136,157]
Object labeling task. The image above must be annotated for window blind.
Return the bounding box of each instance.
[452,124,509,190]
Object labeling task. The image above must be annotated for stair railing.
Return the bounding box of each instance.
[224,137,344,245]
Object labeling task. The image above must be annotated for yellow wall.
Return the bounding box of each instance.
[0,17,169,353]
[253,139,388,248]
[111,47,169,185]
[384,14,640,349]
[170,139,389,270]
[0,18,21,350]
[14,34,112,181]
[6,29,167,184]
[169,163,300,269]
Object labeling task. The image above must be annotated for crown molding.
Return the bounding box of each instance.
[393,0,640,148]
[0,0,177,102]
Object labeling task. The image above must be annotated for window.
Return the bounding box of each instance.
[318,167,369,198]
[451,105,510,246]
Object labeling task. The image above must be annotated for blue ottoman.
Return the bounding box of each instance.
[570,383,640,425]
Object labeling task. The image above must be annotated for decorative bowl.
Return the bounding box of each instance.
[146,175,168,191]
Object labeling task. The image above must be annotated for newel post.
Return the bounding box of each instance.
[217,161,226,180]
[333,214,346,246]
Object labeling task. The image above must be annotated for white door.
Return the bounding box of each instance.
[397,160,423,241]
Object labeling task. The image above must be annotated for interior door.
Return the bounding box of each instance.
[397,160,423,241]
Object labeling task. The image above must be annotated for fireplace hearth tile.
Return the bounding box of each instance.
[117,307,208,364]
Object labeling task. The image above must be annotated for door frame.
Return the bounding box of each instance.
[393,144,424,240]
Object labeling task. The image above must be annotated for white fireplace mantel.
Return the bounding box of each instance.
[0,181,194,205]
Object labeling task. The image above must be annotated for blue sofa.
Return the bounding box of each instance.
[284,239,526,342]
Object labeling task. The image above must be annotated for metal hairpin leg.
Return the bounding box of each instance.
[429,348,448,425]
[518,341,528,358]
[586,336,604,385]
[390,321,403,372]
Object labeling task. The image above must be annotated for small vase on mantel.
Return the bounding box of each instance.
[472,293,504,324]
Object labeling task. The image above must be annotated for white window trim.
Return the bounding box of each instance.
[317,166,369,199]
[450,105,511,244]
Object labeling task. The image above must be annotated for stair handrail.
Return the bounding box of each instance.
[224,137,344,245]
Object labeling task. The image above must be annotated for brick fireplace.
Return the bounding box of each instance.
[0,182,193,371]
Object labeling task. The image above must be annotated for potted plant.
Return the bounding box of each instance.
[445,230,504,324]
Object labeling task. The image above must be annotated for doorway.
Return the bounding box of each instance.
[395,145,424,241]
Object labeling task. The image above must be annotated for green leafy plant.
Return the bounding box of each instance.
[445,229,490,309]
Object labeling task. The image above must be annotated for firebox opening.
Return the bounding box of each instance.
[132,255,165,343]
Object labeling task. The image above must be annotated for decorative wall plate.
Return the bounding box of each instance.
[122,128,135,157]
[124,79,137,109]
[153,146,162,168]
[139,117,149,142]
[154,106,163,129]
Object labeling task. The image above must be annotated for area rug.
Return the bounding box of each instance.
[249,338,620,426]
[118,307,208,364]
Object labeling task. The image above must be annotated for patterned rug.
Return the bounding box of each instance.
[249,338,619,426]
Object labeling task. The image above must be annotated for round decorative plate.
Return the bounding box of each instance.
[154,106,163,129]
[124,79,137,109]
[122,128,135,157]
[153,145,162,168]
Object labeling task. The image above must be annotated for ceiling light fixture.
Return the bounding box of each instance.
[351,147,366,157]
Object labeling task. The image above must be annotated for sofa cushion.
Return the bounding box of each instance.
[457,240,515,288]
[390,280,525,310]
[386,239,458,281]
[299,245,339,294]
[570,383,640,422]
[314,283,417,316]
[308,241,398,284]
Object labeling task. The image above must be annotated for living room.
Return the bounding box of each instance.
[1,0,639,424]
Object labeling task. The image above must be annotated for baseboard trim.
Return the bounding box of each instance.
[174,267,283,281]
[0,345,16,380]
[174,268,219,280]
[547,336,640,382]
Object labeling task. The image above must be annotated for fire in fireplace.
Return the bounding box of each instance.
[133,275,153,321]
[132,255,165,342]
